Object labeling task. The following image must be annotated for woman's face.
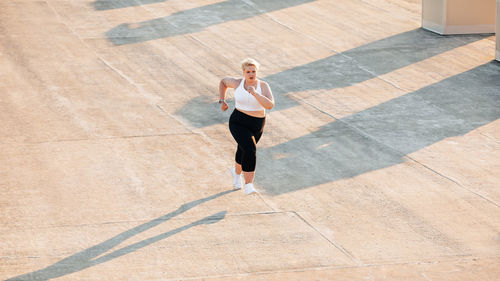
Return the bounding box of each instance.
[243,65,257,82]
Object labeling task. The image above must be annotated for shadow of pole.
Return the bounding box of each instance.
[6,190,234,281]
[105,0,315,45]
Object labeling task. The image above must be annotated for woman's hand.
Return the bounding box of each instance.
[247,86,256,95]
[250,81,274,110]
[220,100,229,111]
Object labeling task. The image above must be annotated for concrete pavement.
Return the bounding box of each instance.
[1,0,499,280]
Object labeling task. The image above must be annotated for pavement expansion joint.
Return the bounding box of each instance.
[4,210,294,231]
[292,211,360,264]
[404,156,500,208]
[479,131,500,144]
[162,256,500,281]
[1,131,208,145]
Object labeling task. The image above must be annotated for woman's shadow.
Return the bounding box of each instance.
[6,190,234,281]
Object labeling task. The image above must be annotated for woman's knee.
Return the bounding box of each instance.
[239,137,256,153]
[242,158,256,172]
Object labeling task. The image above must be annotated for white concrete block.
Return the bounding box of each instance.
[423,0,496,34]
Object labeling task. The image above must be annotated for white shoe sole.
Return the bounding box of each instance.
[244,184,256,195]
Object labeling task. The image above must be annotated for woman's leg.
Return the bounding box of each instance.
[242,129,263,184]
[229,110,265,194]
[235,145,243,174]
[243,171,255,184]
[229,124,258,177]
[235,162,242,174]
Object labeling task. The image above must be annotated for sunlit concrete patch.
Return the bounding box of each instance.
[291,77,405,119]
[1,2,192,143]
[86,36,231,89]
[378,36,496,92]
[408,122,500,205]
[475,116,500,141]
[1,212,354,280]
[258,161,500,264]
[198,257,500,281]
[0,134,271,230]
[47,0,173,38]
[0,88,189,143]
[0,1,70,36]
[256,0,420,53]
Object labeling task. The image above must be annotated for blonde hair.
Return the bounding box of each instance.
[241,58,260,71]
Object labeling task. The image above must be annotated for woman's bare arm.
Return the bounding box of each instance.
[219,77,240,111]
[249,81,274,110]
[219,77,240,100]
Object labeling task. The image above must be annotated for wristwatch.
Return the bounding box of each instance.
[218,99,225,104]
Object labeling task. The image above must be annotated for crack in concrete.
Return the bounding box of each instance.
[0,132,199,145]
[161,256,500,281]
[3,211,292,231]
[292,211,361,265]
[402,156,500,208]
[156,104,219,147]
[47,0,165,117]
[479,131,500,144]
[421,272,434,281]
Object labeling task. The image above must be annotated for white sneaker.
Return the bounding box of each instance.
[244,183,256,195]
[230,167,242,189]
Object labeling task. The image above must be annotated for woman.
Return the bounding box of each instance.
[218,58,274,195]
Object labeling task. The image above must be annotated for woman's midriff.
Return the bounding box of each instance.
[237,108,265,118]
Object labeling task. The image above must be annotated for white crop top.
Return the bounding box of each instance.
[234,79,266,111]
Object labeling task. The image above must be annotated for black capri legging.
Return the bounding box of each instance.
[229,109,266,172]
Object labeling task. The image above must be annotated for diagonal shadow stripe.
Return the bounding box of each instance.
[94,0,170,11]
[6,190,234,281]
[105,0,315,45]
[174,29,487,128]
[265,29,488,95]
[257,61,500,194]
